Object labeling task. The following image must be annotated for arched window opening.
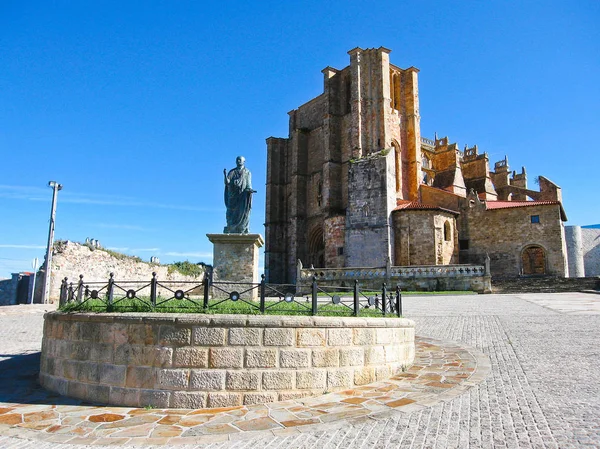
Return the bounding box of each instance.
[308,226,325,268]
[444,221,451,242]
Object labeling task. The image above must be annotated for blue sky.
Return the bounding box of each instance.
[1,0,599,278]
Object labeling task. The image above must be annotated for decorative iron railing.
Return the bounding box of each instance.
[58,273,403,317]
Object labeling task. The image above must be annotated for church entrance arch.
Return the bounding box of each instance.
[521,245,546,275]
[308,225,325,268]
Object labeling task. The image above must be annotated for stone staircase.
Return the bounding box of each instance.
[491,276,600,294]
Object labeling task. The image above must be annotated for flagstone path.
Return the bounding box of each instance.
[1,292,599,448]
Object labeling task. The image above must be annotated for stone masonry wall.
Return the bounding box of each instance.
[581,228,600,277]
[48,241,204,302]
[40,313,415,408]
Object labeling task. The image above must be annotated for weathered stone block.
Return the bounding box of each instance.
[113,323,129,345]
[262,371,294,390]
[127,323,155,345]
[152,347,174,368]
[99,364,126,387]
[109,387,140,407]
[365,346,385,365]
[140,389,171,408]
[229,328,262,346]
[354,367,376,385]
[280,349,310,368]
[245,348,277,368]
[327,368,353,389]
[90,343,113,363]
[296,370,327,389]
[340,347,364,366]
[384,346,400,363]
[263,328,294,346]
[243,392,277,405]
[159,326,191,346]
[70,341,92,361]
[193,327,226,346]
[207,392,242,408]
[376,365,391,380]
[327,328,353,346]
[210,348,243,368]
[173,347,209,368]
[353,328,376,345]
[67,380,88,400]
[157,368,189,390]
[312,348,340,367]
[171,391,207,409]
[126,366,156,389]
[226,371,260,390]
[376,328,393,344]
[189,369,225,390]
[278,391,312,401]
[296,328,326,347]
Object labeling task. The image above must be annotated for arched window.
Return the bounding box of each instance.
[422,155,430,169]
[444,221,451,241]
[308,225,325,268]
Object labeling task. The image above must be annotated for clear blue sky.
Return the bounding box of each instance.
[1,0,598,278]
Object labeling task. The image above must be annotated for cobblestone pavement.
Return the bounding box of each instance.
[0,293,599,448]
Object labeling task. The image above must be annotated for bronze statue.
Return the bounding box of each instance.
[223,156,255,234]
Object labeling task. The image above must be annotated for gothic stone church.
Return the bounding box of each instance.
[265,47,567,284]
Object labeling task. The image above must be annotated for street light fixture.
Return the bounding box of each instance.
[41,181,63,304]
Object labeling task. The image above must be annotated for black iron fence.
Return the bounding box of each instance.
[59,272,403,317]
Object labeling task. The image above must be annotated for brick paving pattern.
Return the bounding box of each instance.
[0,293,599,448]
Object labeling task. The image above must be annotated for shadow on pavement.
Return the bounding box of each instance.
[0,352,81,405]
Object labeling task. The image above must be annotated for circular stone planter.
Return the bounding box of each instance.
[40,312,415,408]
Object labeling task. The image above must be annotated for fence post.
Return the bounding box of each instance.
[396,285,402,317]
[150,272,157,308]
[382,283,387,316]
[260,274,266,313]
[59,277,68,307]
[311,276,318,316]
[203,271,210,309]
[353,280,359,317]
[68,282,74,303]
[76,275,84,303]
[107,272,114,307]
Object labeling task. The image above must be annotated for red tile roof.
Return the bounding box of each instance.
[394,200,459,215]
[484,200,561,210]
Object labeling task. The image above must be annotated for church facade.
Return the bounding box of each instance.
[265,47,567,284]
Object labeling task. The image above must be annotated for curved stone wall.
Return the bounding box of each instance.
[40,312,415,408]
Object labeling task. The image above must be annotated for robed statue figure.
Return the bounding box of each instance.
[223,156,255,234]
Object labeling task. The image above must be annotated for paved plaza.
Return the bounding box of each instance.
[0,292,599,448]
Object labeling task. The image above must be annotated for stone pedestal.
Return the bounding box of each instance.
[206,234,264,300]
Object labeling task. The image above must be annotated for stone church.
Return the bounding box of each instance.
[265,47,567,284]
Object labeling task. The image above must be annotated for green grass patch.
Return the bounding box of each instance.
[59,296,397,317]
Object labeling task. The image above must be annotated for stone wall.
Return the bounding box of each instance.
[47,241,204,302]
[40,313,415,408]
[582,228,600,276]
[0,277,17,306]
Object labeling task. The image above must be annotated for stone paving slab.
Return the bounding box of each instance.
[0,335,489,445]
[1,293,599,448]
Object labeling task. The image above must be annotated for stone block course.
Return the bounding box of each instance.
[157,368,189,390]
[209,348,243,368]
[229,327,262,345]
[40,312,415,408]
[189,369,225,390]
[226,371,260,390]
[193,327,226,346]
[245,348,277,368]
[263,328,294,346]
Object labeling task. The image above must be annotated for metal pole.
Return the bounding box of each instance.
[29,257,38,304]
[41,181,63,304]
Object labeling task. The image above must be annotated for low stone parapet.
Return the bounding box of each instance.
[40,312,415,408]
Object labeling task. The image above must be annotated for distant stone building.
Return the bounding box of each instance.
[265,47,567,283]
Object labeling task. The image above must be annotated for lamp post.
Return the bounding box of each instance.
[41,181,62,304]
[29,257,38,304]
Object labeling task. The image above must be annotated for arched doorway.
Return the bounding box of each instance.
[307,225,325,268]
[521,245,546,275]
